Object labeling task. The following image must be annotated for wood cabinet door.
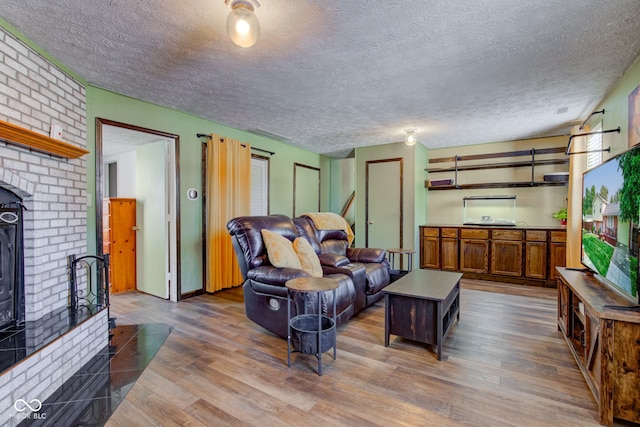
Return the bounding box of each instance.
[491,240,522,276]
[549,242,566,281]
[421,236,440,269]
[108,198,137,294]
[441,238,458,271]
[460,239,489,273]
[525,241,547,279]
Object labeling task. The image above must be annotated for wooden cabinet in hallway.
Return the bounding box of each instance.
[103,198,137,294]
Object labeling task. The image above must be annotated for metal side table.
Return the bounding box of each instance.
[286,277,338,376]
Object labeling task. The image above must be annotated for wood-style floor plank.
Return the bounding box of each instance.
[106,279,613,426]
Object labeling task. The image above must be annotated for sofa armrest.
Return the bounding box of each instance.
[318,253,350,267]
[347,247,387,264]
[248,266,309,286]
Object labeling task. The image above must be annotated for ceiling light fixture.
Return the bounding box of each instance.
[225,0,261,48]
[404,129,417,146]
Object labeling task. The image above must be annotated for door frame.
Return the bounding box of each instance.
[365,158,403,248]
[293,162,321,217]
[95,118,182,300]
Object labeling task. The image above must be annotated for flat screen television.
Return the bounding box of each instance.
[581,143,640,304]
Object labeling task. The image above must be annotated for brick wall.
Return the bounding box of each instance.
[0,25,108,424]
[0,26,87,319]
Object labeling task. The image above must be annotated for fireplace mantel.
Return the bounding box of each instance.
[0,119,89,159]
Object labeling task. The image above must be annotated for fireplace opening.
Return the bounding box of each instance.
[0,187,24,331]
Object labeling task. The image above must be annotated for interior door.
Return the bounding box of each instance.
[136,142,168,299]
[366,158,402,251]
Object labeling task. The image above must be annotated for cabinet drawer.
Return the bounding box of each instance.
[492,229,523,241]
[526,230,547,241]
[551,231,566,243]
[441,228,458,238]
[460,229,489,239]
[422,227,439,237]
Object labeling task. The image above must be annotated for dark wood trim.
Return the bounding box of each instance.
[180,288,205,299]
[293,162,321,217]
[427,158,569,173]
[202,142,208,294]
[174,136,182,300]
[426,181,568,190]
[365,158,403,249]
[95,118,185,299]
[428,146,566,163]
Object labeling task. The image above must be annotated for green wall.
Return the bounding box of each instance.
[592,55,640,157]
[86,86,330,294]
[354,142,427,268]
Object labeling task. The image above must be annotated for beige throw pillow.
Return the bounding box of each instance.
[261,229,301,270]
[293,237,323,278]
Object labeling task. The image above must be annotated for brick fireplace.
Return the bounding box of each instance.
[0,26,108,425]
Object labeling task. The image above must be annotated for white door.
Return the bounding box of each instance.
[136,142,168,298]
[366,159,402,251]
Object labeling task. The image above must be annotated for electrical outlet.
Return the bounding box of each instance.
[50,123,63,140]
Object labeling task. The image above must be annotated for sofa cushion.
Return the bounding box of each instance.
[261,229,301,270]
[293,237,323,277]
[364,263,391,295]
[318,253,350,267]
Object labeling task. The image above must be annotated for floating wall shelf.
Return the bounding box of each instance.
[425,146,568,190]
[0,119,89,159]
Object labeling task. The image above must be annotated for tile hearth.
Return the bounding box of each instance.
[5,323,170,426]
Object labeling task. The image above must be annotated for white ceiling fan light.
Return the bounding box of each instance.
[404,129,418,146]
[225,0,261,48]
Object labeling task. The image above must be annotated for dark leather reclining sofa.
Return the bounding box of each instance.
[227,214,391,338]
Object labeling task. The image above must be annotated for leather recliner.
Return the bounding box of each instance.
[293,215,391,312]
[227,214,357,338]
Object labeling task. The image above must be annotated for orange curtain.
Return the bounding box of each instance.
[205,135,251,292]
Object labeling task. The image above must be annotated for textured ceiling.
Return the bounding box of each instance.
[2,0,640,157]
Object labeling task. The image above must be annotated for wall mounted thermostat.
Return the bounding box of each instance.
[187,188,198,200]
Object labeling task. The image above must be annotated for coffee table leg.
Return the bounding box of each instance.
[384,294,390,347]
[437,302,443,361]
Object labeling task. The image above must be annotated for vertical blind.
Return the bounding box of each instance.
[250,156,268,215]
[586,122,603,170]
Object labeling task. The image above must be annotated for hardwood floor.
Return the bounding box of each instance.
[106,279,608,426]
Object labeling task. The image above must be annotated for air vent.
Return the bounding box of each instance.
[247,128,291,142]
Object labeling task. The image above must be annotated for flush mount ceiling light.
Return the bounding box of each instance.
[404,129,418,146]
[225,0,261,48]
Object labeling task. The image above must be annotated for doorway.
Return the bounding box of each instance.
[365,158,403,251]
[96,119,181,301]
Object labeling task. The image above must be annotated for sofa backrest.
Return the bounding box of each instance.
[226,214,299,272]
[294,215,349,256]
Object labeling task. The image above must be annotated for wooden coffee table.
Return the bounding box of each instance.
[384,269,462,360]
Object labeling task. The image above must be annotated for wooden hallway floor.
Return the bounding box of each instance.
[106,279,610,427]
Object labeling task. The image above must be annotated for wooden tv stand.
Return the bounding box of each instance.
[556,267,640,426]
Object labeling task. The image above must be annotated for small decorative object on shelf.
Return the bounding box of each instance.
[429,178,454,187]
[552,207,567,225]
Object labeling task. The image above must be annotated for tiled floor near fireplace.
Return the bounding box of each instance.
[9,322,171,426]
